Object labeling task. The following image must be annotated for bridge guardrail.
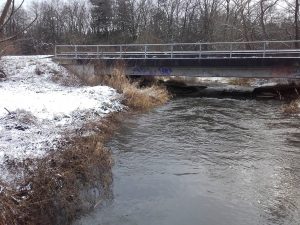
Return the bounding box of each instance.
[55,40,300,60]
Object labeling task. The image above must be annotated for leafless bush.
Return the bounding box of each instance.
[95,62,170,111]
[13,109,37,125]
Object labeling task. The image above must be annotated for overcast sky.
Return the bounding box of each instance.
[15,0,35,8]
[16,0,56,8]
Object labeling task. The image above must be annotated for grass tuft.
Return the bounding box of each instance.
[282,100,300,114]
[123,85,169,110]
[98,63,170,111]
[228,78,253,86]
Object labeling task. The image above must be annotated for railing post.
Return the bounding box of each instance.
[199,44,202,59]
[230,43,233,58]
[120,45,123,58]
[263,42,266,58]
[97,46,99,59]
[171,44,174,59]
[144,45,147,59]
[55,45,57,58]
[74,45,78,59]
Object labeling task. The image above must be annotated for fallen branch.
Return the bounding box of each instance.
[4,107,11,115]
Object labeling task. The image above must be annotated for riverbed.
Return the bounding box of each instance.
[76,97,300,225]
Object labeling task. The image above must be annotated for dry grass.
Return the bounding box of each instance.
[13,110,37,125]
[0,114,122,225]
[282,100,300,114]
[123,85,169,110]
[51,71,82,87]
[228,78,253,86]
[96,63,170,111]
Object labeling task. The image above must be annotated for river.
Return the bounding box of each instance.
[75,97,300,225]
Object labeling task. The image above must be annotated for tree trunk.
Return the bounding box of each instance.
[260,0,268,40]
[295,0,299,48]
[0,0,13,28]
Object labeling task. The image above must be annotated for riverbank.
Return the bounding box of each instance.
[0,56,169,224]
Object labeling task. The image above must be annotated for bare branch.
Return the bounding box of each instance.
[0,0,26,32]
[0,12,38,44]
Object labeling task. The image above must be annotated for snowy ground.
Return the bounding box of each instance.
[172,76,295,87]
[0,56,123,183]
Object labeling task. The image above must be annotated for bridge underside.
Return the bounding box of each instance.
[58,58,300,79]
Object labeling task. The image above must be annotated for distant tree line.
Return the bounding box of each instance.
[1,0,300,54]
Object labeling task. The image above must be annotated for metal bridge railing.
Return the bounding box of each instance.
[55,40,300,60]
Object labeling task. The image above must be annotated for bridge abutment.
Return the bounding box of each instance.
[55,58,300,79]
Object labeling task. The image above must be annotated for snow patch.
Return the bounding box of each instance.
[0,56,123,183]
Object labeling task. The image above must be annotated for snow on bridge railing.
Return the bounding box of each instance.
[55,40,300,60]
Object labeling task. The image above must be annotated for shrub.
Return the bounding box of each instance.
[105,65,170,111]
[282,100,300,114]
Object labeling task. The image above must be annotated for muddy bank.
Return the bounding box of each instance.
[163,80,300,100]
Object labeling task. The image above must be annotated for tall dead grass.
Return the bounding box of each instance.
[282,100,300,114]
[228,78,253,86]
[96,63,170,111]
[0,114,122,225]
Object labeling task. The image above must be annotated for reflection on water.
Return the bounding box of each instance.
[75,98,300,225]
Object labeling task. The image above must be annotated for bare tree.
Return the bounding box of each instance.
[0,0,14,77]
[258,0,280,40]
[0,0,37,51]
[295,0,299,47]
[0,0,37,78]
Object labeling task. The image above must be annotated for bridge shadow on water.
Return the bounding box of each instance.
[161,80,300,100]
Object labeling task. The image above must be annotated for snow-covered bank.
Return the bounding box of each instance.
[163,76,300,88]
[0,56,123,183]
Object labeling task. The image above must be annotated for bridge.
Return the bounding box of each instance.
[55,40,300,78]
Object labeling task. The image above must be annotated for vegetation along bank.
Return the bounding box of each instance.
[0,56,169,225]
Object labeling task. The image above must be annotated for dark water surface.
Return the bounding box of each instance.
[76,98,300,225]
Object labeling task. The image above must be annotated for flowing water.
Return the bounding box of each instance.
[76,98,300,225]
